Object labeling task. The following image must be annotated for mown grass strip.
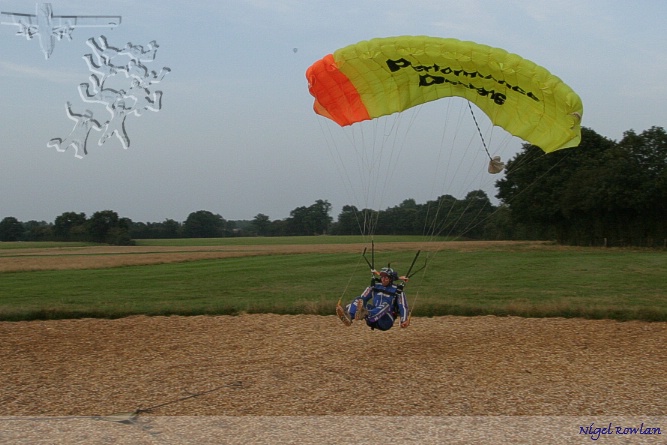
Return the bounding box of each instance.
[1,247,665,322]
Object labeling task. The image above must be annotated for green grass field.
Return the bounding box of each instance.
[1,238,666,322]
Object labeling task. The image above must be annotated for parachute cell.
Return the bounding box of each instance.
[306,36,583,153]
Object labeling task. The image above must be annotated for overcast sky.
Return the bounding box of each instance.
[1,0,665,224]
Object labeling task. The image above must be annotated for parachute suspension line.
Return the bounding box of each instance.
[337,252,366,308]
[314,112,418,305]
[468,101,493,162]
[463,153,569,239]
[499,149,573,205]
[346,118,382,239]
[316,116,372,243]
[444,147,575,243]
[344,108,420,241]
[430,149,574,242]
[406,253,430,323]
[411,101,504,311]
[314,115,379,242]
[421,102,481,245]
[400,249,428,323]
[420,100,461,243]
[468,101,508,174]
[346,109,429,318]
[421,99,518,244]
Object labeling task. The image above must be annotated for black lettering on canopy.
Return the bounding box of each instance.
[386,57,539,103]
[419,74,445,86]
[418,75,506,105]
[386,58,412,72]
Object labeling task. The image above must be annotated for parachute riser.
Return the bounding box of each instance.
[362,241,378,286]
[405,250,421,279]
[396,250,426,291]
[361,246,425,290]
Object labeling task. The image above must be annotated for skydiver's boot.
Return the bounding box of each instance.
[336,303,352,326]
[356,300,369,321]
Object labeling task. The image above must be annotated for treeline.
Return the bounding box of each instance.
[0,195,501,244]
[497,126,667,247]
[1,126,665,247]
[0,210,240,245]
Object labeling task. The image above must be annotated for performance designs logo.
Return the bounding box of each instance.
[385,57,541,105]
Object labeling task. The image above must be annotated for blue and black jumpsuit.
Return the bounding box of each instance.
[346,282,409,331]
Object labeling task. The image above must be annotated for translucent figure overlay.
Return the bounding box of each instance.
[46,102,101,159]
[0,3,121,59]
[50,35,171,158]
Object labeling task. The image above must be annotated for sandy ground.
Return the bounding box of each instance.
[1,314,665,417]
[1,314,666,444]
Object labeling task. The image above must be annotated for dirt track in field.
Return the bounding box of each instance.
[1,241,665,419]
[0,240,555,272]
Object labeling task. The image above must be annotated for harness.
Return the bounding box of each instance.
[365,283,401,329]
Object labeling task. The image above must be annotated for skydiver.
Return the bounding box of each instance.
[118,59,170,85]
[86,36,122,66]
[126,78,163,116]
[82,53,118,88]
[336,267,410,331]
[47,102,101,159]
[78,74,126,116]
[98,97,132,149]
[120,40,159,63]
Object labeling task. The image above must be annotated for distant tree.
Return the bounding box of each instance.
[285,200,332,235]
[22,220,53,241]
[0,217,24,241]
[53,212,87,241]
[113,217,134,245]
[618,126,667,244]
[105,226,135,245]
[285,205,309,235]
[86,210,120,243]
[310,199,333,234]
[225,220,238,237]
[482,204,514,240]
[69,224,89,242]
[252,213,271,236]
[331,205,360,235]
[377,199,418,235]
[85,210,133,245]
[129,221,150,239]
[268,219,288,236]
[456,190,496,239]
[417,194,461,237]
[183,210,226,238]
[162,219,181,238]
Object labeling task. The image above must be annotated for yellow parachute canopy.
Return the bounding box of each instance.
[306,36,583,153]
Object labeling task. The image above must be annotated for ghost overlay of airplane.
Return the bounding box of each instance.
[1,3,121,59]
